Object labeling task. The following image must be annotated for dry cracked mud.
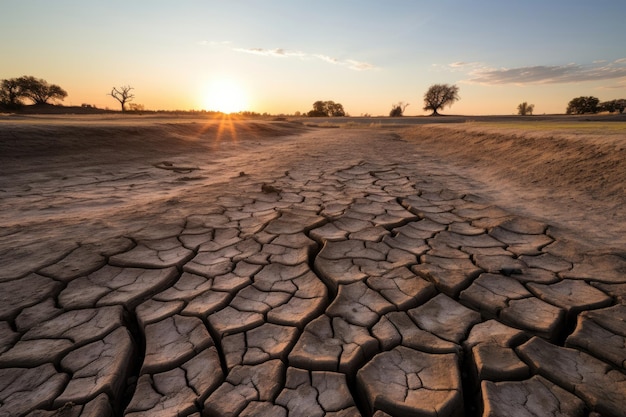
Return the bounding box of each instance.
[1,120,626,417]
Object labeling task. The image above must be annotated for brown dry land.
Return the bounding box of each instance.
[1,113,626,416]
[2,114,625,272]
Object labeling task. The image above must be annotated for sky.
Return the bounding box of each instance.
[2,0,626,115]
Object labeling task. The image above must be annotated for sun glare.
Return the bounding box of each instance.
[203,79,248,114]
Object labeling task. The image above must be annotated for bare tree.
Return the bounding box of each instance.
[517,102,535,116]
[423,84,460,116]
[109,86,134,111]
[389,102,409,117]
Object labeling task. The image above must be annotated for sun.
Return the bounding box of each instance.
[203,79,248,114]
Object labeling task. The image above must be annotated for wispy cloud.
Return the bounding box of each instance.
[199,41,376,71]
[233,47,306,58]
[464,59,626,85]
[449,61,478,68]
[345,59,376,71]
[234,47,377,71]
[314,54,338,64]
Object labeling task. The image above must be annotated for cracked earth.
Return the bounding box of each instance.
[1,118,626,416]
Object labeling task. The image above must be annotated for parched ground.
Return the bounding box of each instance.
[1,114,626,417]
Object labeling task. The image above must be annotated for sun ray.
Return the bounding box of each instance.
[215,113,238,146]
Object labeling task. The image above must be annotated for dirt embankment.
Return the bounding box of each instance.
[400,124,626,248]
[404,124,626,201]
[0,119,307,170]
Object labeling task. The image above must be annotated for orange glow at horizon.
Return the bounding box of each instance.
[202,79,249,114]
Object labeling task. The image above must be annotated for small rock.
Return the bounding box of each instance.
[261,183,281,194]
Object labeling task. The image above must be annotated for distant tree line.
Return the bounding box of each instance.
[4,75,625,117]
[516,97,626,116]
[306,86,625,118]
[566,96,625,115]
[0,76,67,109]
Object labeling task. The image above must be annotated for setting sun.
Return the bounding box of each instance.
[203,79,248,114]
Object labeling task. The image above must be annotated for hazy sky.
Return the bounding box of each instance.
[2,0,625,115]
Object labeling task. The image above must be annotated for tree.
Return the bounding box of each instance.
[566,96,599,115]
[109,86,135,111]
[327,101,346,117]
[307,100,345,117]
[18,76,67,104]
[423,84,459,115]
[0,78,25,109]
[389,102,409,117]
[309,100,326,116]
[517,102,535,116]
[599,99,626,114]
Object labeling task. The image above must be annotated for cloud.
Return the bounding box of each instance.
[465,59,626,85]
[314,54,339,64]
[200,40,377,71]
[235,47,376,71]
[432,61,486,74]
[346,59,375,71]
[449,61,476,68]
[233,47,306,58]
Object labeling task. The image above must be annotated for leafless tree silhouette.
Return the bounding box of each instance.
[389,102,409,117]
[109,86,135,112]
